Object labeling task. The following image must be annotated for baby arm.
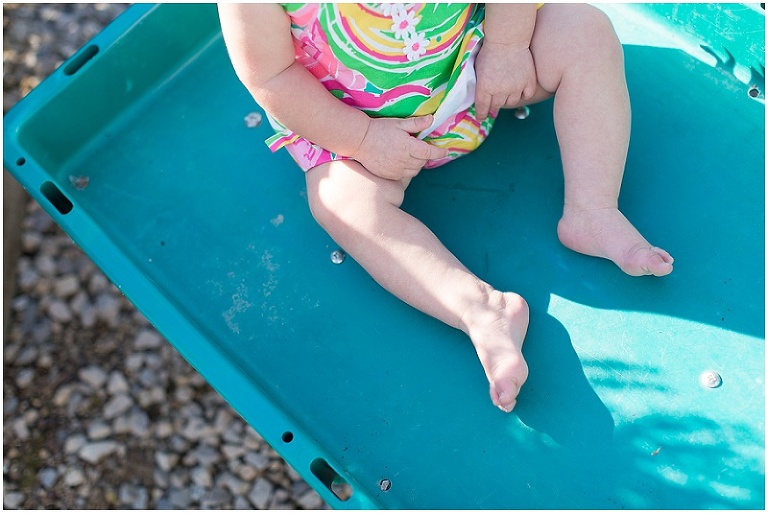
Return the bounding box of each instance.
[474,3,539,121]
[218,4,447,180]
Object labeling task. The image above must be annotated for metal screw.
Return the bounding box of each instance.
[379,479,391,492]
[514,106,530,120]
[244,112,263,128]
[748,86,760,98]
[699,370,722,389]
[330,250,346,264]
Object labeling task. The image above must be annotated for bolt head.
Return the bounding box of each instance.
[379,479,391,492]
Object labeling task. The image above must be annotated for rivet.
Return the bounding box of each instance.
[514,106,530,120]
[748,86,760,98]
[244,112,263,128]
[330,250,346,264]
[699,370,722,388]
[379,479,391,492]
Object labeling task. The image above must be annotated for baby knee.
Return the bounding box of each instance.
[305,163,406,232]
[306,176,349,231]
[579,5,623,56]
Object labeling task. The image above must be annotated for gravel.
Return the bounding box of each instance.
[3,4,328,509]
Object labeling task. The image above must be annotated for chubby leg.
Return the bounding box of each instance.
[306,160,529,412]
[508,4,673,276]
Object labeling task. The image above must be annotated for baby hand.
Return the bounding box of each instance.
[474,42,538,121]
[353,115,449,181]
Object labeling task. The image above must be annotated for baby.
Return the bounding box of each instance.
[218,3,674,413]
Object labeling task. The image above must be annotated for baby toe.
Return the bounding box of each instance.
[646,248,674,276]
[488,359,528,413]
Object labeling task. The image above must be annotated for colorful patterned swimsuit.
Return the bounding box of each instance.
[266,3,495,171]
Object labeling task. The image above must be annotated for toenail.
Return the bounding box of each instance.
[498,403,514,413]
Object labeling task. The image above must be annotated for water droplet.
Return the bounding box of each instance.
[330,250,346,264]
[514,106,530,120]
[244,112,263,128]
[699,370,722,388]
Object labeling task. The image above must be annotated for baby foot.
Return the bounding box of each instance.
[461,291,530,413]
[557,206,674,277]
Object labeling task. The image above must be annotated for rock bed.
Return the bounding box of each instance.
[3,4,326,509]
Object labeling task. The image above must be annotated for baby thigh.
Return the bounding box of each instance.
[305,160,409,241]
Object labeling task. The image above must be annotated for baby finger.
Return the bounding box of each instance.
[407,138,445,161]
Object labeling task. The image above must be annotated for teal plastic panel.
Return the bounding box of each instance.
[4,3,764,509]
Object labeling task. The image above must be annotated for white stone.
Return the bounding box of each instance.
[119,483,149,509]
[38,467,59,489]
[103,394,133,419]
[54,274,79,297]
[78,366,107,389]
[181,417,215,441]
[69,291,89,316]
[185,444,220,467]
[234,496,251,510]
[86,421,111,440]
[18,268,39,292]
[88,272,109,294]
[34,254,56,275]
[169,469,189,489]
[14,346,38,366]
[48,300,72,323]
[63,468,85,487]
[234,463,258,482]
[64,434,88,454]
[190,466,212,487]
[219,472,249,495]
[221,444,247,460]
[12,418,29,439]
[137,387,165,407]
[243,425,264,448]
[243,451,270,471]
[154,451,178,473]
[112,415,130,435]
[125,353,144,373]
[53,384,76,407]
[199,488,230,509]
[248,478,273,510]
[168,488,192,509]
[21,231,42,252]
[118,483,137,506]
[106,371,129,395]
[79,304,97,328]
[94,293,121,325]
[4,492,25,509]
[127,410,150,436]
[154,420,173,439]
[37,352,53,369]
[78,441,121,464]
[22,409,38,424]
[297,489,325,510]
[133,329,163,349]
[15,368,35,388]
[3,397,18,417]
[214,408,234,431]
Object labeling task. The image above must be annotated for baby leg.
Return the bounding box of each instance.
[306,160,529,412]
[523,4,674,276]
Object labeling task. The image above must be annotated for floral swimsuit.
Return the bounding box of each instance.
[266,3,494,171]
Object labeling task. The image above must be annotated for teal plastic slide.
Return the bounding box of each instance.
[4,3,764,508]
